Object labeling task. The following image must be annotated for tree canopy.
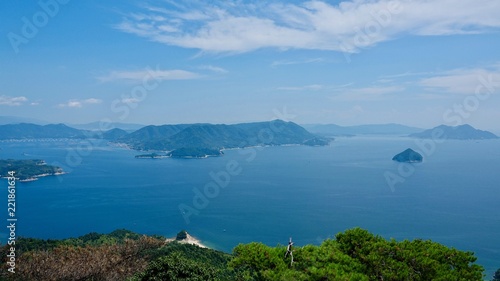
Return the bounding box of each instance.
[1,228,485,281]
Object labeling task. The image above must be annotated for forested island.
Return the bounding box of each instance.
[0,228,488,280]
[392,148,423,163]
[0,159,63,181]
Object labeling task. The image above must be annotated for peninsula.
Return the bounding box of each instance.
[0,159,64,181]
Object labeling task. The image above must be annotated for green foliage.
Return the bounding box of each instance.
[229,242,289,280]
[335,228,484,281]
[493,268,500,281]
[132,252,225,281]
[0,228,486,281]
[228,228,484,281]
[176,230,188,240]
[135,241,235,280]
[0,159,62,180]
[120,120,329,152]
[13,228,145,254]
[144,241,232,267]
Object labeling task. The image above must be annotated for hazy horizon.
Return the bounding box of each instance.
[4,115,500,136]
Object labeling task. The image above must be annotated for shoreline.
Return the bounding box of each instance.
[165,232,208,249]
[18,171,66,182]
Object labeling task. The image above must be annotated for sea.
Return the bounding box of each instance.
[0,136,499,277]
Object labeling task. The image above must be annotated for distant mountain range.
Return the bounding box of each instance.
[303,123,424,136]
[409,124,498,140]
[1,122,497,158]
[68,121,146,131]
[0,120,330,158]
[0,123,86,139]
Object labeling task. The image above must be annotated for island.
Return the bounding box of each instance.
[117,120,331,158]
[168,147,223,158]
[392,148,423,163]
[135,153,169,159]
[409,124,498,140]
[135,148,223,159]
[0,159,64,181]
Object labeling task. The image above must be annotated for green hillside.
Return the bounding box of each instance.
[0,159,63,181]
[118,120,331,153]
[0,228,487,280]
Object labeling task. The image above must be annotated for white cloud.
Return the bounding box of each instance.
[115,0,500,53]
[58,98,102,108]
[0,96,28,106]
[84,98,102,104]
[420,66,500,94]
[198,65,228,73]
[98,67,200,82]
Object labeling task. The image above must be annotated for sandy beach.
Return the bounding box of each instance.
[165,232,208,249]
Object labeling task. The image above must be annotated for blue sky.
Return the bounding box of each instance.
[1,0,500,131]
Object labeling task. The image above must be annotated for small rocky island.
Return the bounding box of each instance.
[0,159,64,181]
[392,148,423,163]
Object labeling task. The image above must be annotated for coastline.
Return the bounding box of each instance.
[17,171,66,182]
[165,232,208,249]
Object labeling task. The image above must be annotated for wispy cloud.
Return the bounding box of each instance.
[420,66,500,94]
[198,65,228,73]
[271,58,325,67]
[98,68,200,82]
[379,71,435,79]
[0,95,28,106]
[58,98,102,108]
[115,0,500,54]
[277,84,323,91]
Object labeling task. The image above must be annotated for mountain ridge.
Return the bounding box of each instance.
[409,124,498,140]
[0,123,86,139]
[118,120,331,155]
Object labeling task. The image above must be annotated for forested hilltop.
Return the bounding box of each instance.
[0,159,63,181]
[0,228,488,280]
[117,119,330,153]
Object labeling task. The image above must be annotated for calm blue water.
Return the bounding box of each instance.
[0,137,499,277]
